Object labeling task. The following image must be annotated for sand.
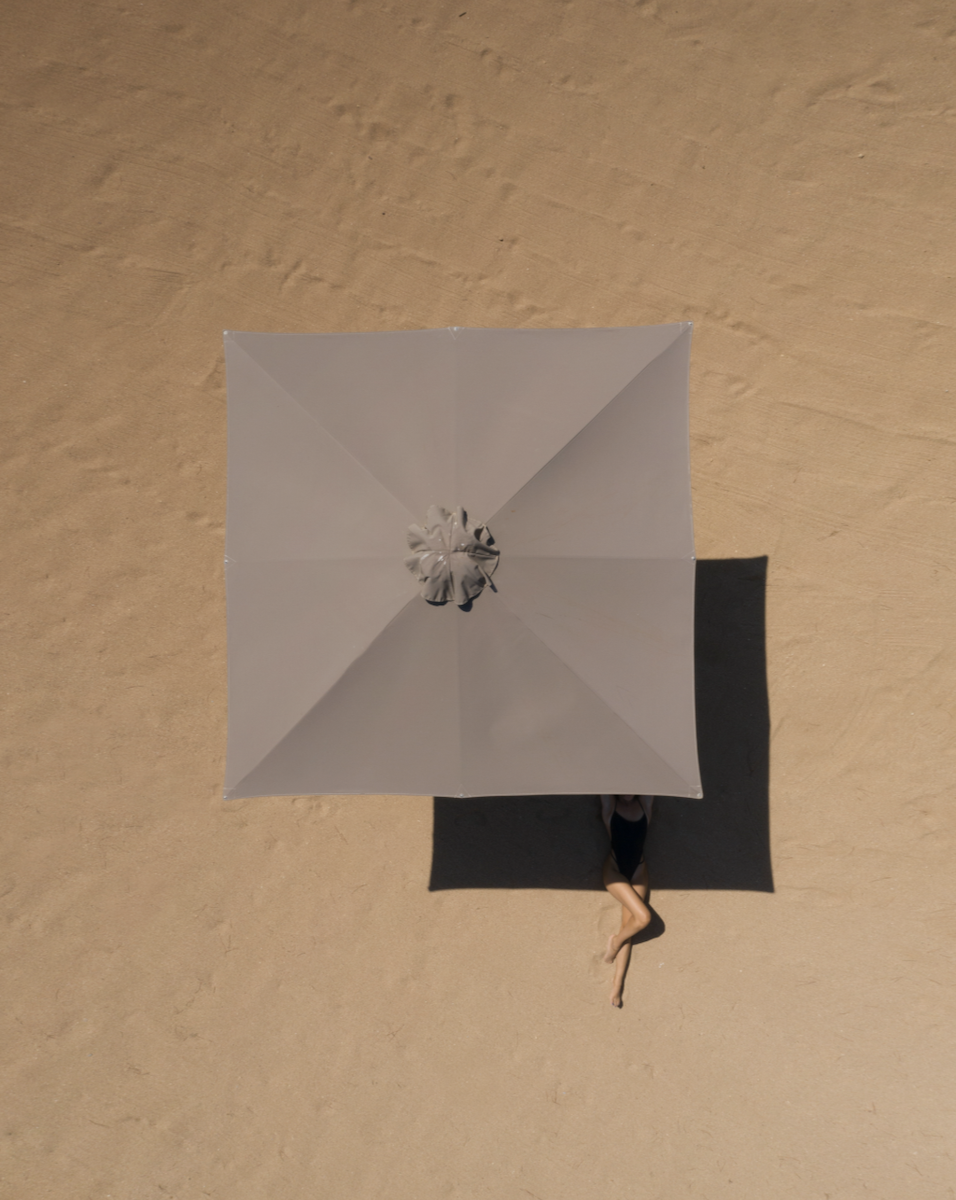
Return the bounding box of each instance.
[2,1,954,1197]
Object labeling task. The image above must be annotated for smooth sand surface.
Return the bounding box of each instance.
[2,2,954,1197]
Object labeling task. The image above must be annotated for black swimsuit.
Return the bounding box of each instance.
[610,811,648,880]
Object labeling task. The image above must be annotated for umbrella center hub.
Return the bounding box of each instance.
[404,505,499,607]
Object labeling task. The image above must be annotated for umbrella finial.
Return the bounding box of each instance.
[405,505,499,606]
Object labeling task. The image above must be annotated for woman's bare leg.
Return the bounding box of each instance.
[602,856,651,964]
[606,861,650,1005]
[609,909,632,1007]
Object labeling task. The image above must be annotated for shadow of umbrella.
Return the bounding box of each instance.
[429,557,772,891]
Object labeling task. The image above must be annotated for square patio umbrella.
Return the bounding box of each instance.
[223,323,702,800]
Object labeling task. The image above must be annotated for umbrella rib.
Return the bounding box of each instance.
[228,554,415,565]
[486,325,689,526]
[487,588,698,791]
[495,554,695,563]
[227,337,418,524]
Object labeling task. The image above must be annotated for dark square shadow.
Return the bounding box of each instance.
[429,557,772,891]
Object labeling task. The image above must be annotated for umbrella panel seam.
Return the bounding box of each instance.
[225,589,422,795]
[485,325,690,528]
[226,336,418,533]
[486,587,699,791]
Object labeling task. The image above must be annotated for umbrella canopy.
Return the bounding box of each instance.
[223,323,702,799]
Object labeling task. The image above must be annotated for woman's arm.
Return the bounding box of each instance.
[600,794,615,834]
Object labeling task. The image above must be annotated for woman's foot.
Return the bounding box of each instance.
[610,989,623,1008]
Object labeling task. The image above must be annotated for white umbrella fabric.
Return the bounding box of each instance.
[223,323,702,799]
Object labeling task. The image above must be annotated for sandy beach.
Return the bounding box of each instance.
[2,1,954,1196]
